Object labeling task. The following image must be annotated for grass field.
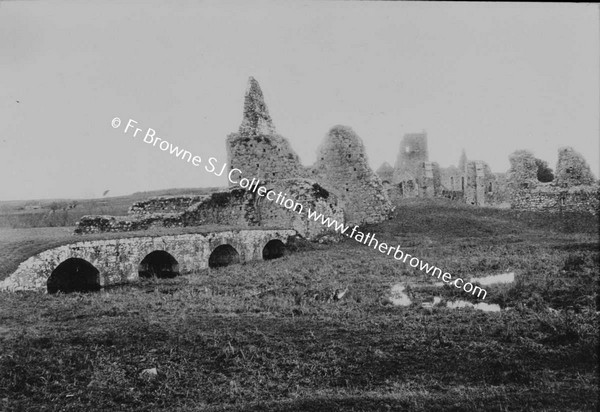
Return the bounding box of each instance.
[0,198,598,411]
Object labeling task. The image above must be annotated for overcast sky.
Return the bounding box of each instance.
[1,1,598,201]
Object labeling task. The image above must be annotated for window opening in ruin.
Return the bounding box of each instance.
[450,176,454,189]
[348,154,351,158]
[262,239,285,260]
[461,177,465,191]
[138,251,180,279]
[208,244,240,268]
[47,258,101,294]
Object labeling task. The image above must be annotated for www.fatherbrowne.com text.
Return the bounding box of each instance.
[112,117,487,300]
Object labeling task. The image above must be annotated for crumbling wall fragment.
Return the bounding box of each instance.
[129,195,208,216]
[464,160,494,206]
[439,165,463,191]
[507,150,539,193]
[313,125,392,224]
[508,148,598,214]
[555,147,597,187]
[226,77,306,184]
[393,132,429,185]
[254,179,345,239]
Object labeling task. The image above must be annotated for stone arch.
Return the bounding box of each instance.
[208,244,240,268]
[47,258,101,294]
[262,239,285,260]
[138,250,179,279]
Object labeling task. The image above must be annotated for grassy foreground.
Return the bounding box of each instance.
[0,199,598,411]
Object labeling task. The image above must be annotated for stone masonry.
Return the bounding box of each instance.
[226,77,391,226]
[555,147,597,187]
[226,77,307,184]
[0,229,296,292]
[394,132,429,181]
[313,125,393,225]
[78,185,342,240]
[508,147,599,214]
[464,160,495,206]
[378,132,509,206]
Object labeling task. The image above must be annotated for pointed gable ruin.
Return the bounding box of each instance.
[226,77,306,184]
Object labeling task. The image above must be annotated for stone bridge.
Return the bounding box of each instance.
[1,229,296,293]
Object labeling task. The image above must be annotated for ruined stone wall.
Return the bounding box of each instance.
[391,170,419,199]
[75,214,185,234]
[415,161,436,197]
[228,78,390,225]
[511,184,599,214]
[555,147,597,187]
[0,229,296,292]
[393,132,429,184]
[381,182,401,203]
[399,180,419,199]
[313,125,392,225]
[490,173,509,205]
[253,179,345,238]
[181,189,257,227]
[76,192,252,235]
[226,134,307,182]
[464,161,495,206]
[388,133,445,199]
[507,150,539,193]
[226,77,306,184]
[432,162,442,196]
[182,180,343,239]
[440,166,463,192]
[77,182,342,240]
[508,147,598,214]
[129,195,207,215]
[482,163,497,205]
[379,160,418,202]
[464,162,479,205]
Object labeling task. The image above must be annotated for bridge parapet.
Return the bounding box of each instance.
[0,229,296,292]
